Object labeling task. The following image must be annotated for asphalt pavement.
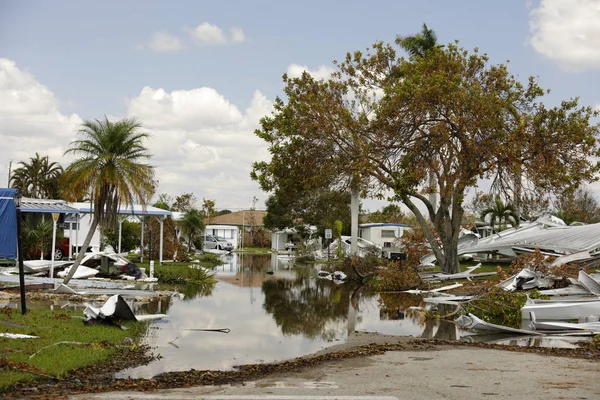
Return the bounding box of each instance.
[71,346,600,400]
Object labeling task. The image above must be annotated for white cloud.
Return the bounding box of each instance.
[189,22,246,45]
[230,27,245,43]
[286,63,335,80]
[126,86,273,209]
[148,31,184,52]
[528,0,600,70]
[0,58,271,209]
[0,58,82,183]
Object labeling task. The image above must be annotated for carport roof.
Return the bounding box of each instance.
[68,202,172,217]
[18,198,172,216]
[21,198,80,214]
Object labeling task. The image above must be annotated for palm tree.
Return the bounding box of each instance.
[180,208,204,251]
[396,23,440,59]
[480,197,519,232]
[10,153,63,198]
[61,117,155,283]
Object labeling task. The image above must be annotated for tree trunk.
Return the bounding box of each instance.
[440,233,460,274]
[402,196,446,267]
[63,217,99,284]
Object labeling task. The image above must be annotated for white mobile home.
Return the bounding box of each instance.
[205,224,240,249]
[358,223,412,249]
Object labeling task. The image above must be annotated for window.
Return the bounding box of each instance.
[381,230,396,238]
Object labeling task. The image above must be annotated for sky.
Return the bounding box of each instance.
[1,0,600,212]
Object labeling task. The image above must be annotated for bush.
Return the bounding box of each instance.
[154,263,217,284]
[462,288,544,328]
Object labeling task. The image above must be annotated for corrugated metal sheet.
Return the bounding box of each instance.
[464,221,600,255]
[21,198,80,214]
[67,202,172,216]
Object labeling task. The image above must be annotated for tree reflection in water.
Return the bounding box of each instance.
[262,267,355,339]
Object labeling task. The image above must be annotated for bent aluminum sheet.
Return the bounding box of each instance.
[434,220,600,262]
[54,283,162,298]
[455,313,542,335]
[57,265,99,279]
[528,312,600,333]
[578,270,600,295]
[84,294,167,322]
[521,297,600,320]
[497,268,554,291]
[23,260,73,273]
[0,333,39,339]
[428,264,497,281]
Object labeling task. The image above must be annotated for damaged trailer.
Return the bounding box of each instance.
[421,217,600,267]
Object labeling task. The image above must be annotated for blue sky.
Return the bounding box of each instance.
[1,0,599,211]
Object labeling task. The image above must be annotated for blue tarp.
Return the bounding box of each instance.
[0,188,17,260]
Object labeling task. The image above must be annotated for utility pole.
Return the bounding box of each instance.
[7,160,12,187]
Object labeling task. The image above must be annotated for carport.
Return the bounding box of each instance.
[66,202,172,264]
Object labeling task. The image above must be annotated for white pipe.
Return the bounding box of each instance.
[159,216,164,264]
[118,217,123,253]
[50,213,58,278]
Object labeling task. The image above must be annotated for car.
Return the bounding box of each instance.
[32,237,71,261]
[203,235,234,251]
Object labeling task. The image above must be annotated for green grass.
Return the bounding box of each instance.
[0,306,147,390]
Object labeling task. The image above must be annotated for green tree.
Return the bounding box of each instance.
[153,193,173,210]
[366,204,408,224]
[172,192,197,212]
[61,117,155,283]
[263,188,351,238]
[180,208,204,251]
[103,220,141,253]
[10,153,63,198]
[201,198,216,223]
[253,38,600,274]
[480,197,519,231]
[554,186,600,225]
[22,219,62,259]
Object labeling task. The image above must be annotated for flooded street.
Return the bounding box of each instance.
[116,253,471,379]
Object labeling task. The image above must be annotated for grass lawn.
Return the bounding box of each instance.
[0,304,148,391]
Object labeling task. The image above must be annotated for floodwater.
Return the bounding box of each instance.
[116,252,575,380]
[0,253,587,379]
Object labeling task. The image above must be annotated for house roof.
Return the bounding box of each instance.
[209,210,267,226]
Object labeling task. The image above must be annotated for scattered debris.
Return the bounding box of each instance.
[497,268,554,291]
[425,263,497,281]
[57,265,99,280]
[404,283,463,295]
[0,333,39,339]
[521,296,600,320]
[84,294,167,323]
[455,313,542,335]
[528,312,600,334]
[317,270,347,283]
